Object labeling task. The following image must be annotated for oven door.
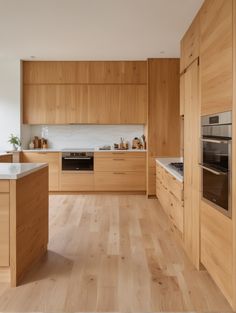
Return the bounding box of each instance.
[62,157,94,171]
[200,137,231,217]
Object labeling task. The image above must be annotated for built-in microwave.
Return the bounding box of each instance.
[200,111,232,218]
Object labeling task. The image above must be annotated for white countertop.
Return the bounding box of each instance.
[0,163,48,180]
[0,152,13,157]
[22,148,147,153]
[156,157,183,182]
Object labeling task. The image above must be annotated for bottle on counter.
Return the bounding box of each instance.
[29,141,35,149]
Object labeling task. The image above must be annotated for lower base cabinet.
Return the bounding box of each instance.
[94,171,146,191]
[156,163,184,234]
[60,172,94,191]
[0,155,13,163]
[201,200,233,305]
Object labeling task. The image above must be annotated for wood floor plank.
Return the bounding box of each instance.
[0,194,232,312]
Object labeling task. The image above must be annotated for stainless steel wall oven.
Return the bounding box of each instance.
[200,111,232,218]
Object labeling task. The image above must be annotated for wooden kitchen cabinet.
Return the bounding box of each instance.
[180,13,200,72]
[60,172,94,191]
[21,152,60,191]
[94,151,146,191]
[156,162,184,235]
[179,74,185,116]
[200,0,233,115]
[23,61,147,84]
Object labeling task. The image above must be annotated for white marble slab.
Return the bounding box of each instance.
[156,157,184,182]
[0,163,47,180]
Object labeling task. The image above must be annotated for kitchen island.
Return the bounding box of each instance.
[0,163,48,286]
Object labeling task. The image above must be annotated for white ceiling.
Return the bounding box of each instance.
[0,0,203,61]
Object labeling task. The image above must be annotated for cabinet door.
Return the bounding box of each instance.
[119,85,147,124]
[88,85,120,124]
[200,0,233,115]
[23,85,57,124]
[183,59,201,269]
[182,14,200,70]
[180,74,185,116]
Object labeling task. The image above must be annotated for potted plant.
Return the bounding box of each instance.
[8,134,21,151]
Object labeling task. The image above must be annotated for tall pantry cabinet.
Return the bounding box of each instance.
[181,0,236,309]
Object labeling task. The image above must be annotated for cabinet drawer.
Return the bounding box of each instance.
[60,173,94,191]
[95,171,146,191]
[95,157,146,172]
[166,173,183,201]
[169,193,184,233]
[156,179,171,215]
[95,152,146,158]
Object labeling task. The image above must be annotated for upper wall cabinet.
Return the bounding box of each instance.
[200,0,233,115]
[180,13,200,73]
[23,61,147,85]
[23,61,147,124]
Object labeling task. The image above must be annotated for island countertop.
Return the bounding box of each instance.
[156,157,183,182]
[0,163,48,180]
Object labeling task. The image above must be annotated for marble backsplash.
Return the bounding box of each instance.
[22,124,145,149]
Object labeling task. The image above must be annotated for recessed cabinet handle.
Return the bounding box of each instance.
[113,158,125,161]
[113,172,125,175]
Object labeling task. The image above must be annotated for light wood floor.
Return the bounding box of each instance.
[0,195,233,312]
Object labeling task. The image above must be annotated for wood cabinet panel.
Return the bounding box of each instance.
[0,181,10,193]
[87,85,120,124]
[200,0,233,115]
[21,152,60,191]
[147,59,180,195]
[0,193,10,266]
[180,74,185,116]
[119,85,147,124]
[94,171,146,191]
[23,61,147,84]
[95,156,146,172]
[181,14,200,71]
[60,173,94,191]
[201,200,233,304]
[23,85,89,124]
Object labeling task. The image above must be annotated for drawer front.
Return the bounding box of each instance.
[156,179,171,215]
[95,172,146,191]
[0,155,13,163]
[95,152,146,158]
[0,181,10,193]
[60,173,94,191]
[167,173,183,201]
[169,193,184,233]
[0,193,10,266]
[95,157,146,172]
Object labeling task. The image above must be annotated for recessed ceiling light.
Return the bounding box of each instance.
[160,51,165,54]
[30,56,36,59]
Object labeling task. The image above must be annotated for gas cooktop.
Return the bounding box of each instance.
[169,162,184,175]
[61,148,94,152]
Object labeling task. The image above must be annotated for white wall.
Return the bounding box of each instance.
[26,124,145,149]
[0,59,21,151]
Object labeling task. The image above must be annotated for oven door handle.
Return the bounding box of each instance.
[201,138,231,144]
[63,157,92,160]
[199,164,227,176]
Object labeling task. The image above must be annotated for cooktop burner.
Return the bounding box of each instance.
[169,162,184,175]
